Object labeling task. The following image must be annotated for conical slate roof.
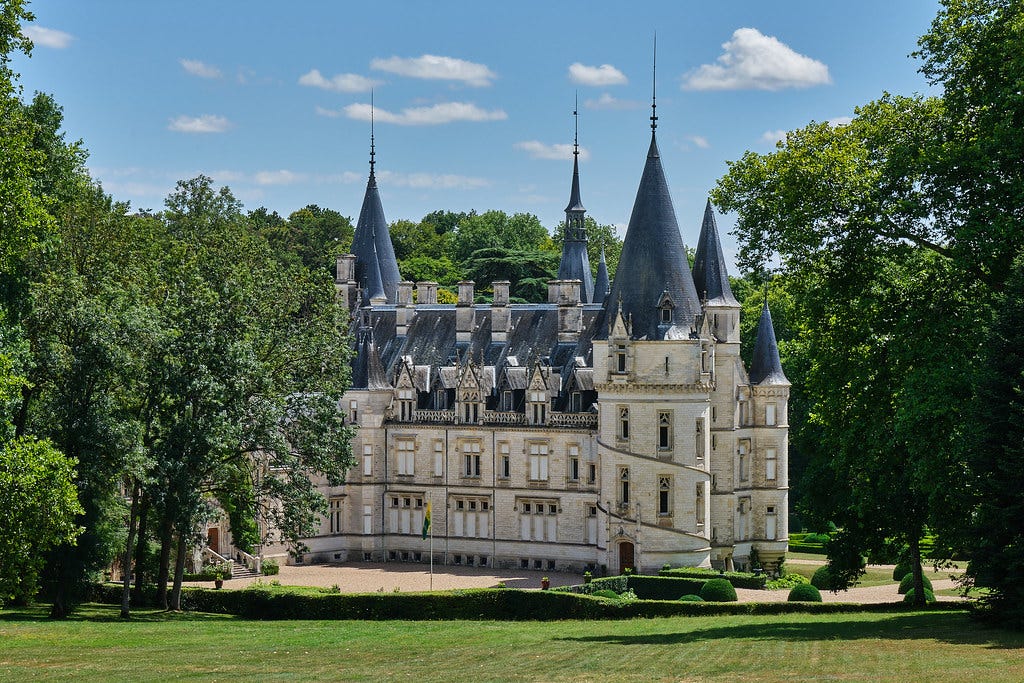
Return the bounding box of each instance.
[692,199,739,307]
[749,300,789,385]
[558,153,594,302]
[351,333,392,390]
[564,154,585,213]
[593,247,610,306]
[603,132,702,339]
[352,167,401,304]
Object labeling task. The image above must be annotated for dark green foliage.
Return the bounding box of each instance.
[804,533,831,545]
[766,573,810,591]
[788,584,822,602]
[899,573,932,595]
[658,567,767,589]
[552,575,628,596]
[678,594,704,602]
[626,576,708,600]
[591,589,620,600]
[893,561,913,582]
[261,559,280,576]
[699,578,738,602]
[903,588,936,604]
[811,566,835,591]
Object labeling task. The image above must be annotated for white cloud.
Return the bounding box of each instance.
[378,170,490,190]
[828,116,853,127]
[345,101,506,126]
[253,170,306,186]
[24,26,73,49]
[683,28,831,91]
[298,69,378,93]
[514,141,590,161]
[371,54,496,87]
[168,115,232,134]
[314,106,343,118]
[761,129,787,144]
[686,135,711,149]
[568,62,627,86]
[584,92,642,110]
[180,59,222,79]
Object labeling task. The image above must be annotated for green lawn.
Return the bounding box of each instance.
[1,604,1021,681]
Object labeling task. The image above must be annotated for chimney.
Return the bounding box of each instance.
[491,280,511,342]
[396,281,414,336]
[416,281,438,305]
[558,279,582,343]
[335,254,358,311]
[457,280,475,342]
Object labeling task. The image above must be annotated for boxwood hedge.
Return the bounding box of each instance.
[898,573,933,595]
[658,568,766,589]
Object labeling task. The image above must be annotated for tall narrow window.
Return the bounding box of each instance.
[658,411,672,451]
[568,444,580,482]
[658,476,671,516]
[619,467,630,506]
[349,399,358,423]
[398,389,415,421]
[433,441,444,477]
[766,505,777,540]
[765,403,777,426]
[738,441,749,482]
[615,344,627,373]
[529,390,547,425]
[765,447,777,481]
[396,438,415,476]
[695,418,705,462]
[570,391,582,412]
[462,441,481,477]
[618,406,630,441]
[588,463,597,485]
[362,445,372,477]
[328,496,343,534]
[498,442,510,479]
[529,442,549,481]
[695,483,705,531]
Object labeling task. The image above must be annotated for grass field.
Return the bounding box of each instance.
[1,604,1022,681]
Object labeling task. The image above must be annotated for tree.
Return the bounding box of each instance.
[451,210,554,264]
[551,216,624,282]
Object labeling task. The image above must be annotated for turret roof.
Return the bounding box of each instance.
[692,199,739,307]
[749,300,790,385]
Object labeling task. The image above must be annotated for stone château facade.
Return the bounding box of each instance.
[261,108,789,575]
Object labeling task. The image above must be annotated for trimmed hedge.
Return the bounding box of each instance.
[627,576,708,600]
[904,588,937,604]
[658,568,766,590]
[811,566,834,590]
[552,576,628,596]
[898,573,933,595]
[592,589,621,600]
[90,582,968,620]
[892,561,913,582]
[679,594,704,602]
[700,578,738,602]
[788,584,822,602]
[788,542,827,555]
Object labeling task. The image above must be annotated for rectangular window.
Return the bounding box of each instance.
[362,504,372,534]
[519,498,557,541]
[766,505,777,540]
[618,406,630,441]
[433,441,444,477]
[499,442,510,479]
[695,418,705,462]
[658,411,672,451]
[588,463,597,485]
[362,444,372,477]
[568,445,580,482]
[462,441,481,477]
[739,440,749,482]
[618,467,630,505]
[615,344,627,373]
[396,438,415,476]
[766,447,777,481]
[529,442,549,481]
[349,399,358,423]
[398,388,415,421]
[451,496,490,539]
[570,392,582,412]
[658,476,671,516]
[766,403,777,426]
[695,483,705,530]
[328,496,343,534]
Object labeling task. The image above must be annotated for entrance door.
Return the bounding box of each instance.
[207,527,220,554]
[618,541,635,573]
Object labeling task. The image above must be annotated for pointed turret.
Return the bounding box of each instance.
[692,199,738,307]
[749,300,789,385]
[603,131,702,339]
[593,245,610,306]
[351,331,391,390]
[351,101,402,304]
[557,101,594,302]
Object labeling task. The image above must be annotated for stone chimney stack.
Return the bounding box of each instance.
[335,254,358,311]
[491,280,511,342]
[396,281,414,336]
[557,279,582,342]
[416,281,438,305]
[457,280,475,343]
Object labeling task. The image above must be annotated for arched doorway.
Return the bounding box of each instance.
[618,541,635,573]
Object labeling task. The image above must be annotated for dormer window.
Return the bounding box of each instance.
[660,306,672,324]
[529,390,547,425]
[397,388,415,421]
[615,344,628,373]
[657,292,675,325]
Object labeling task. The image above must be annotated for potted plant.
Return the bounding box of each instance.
[583,571,592,584]
[214,570,224,590]
[541,576,550,590]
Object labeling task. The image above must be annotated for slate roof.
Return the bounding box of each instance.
[351,166,402,304]
[557,152,594,303]
[692,199,739,307]
[602,132,702,340]
[593,247,610,306]
[749,300,790,386]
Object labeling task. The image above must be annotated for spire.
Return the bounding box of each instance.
[603,119,702,340]
[594,245,610,306]
[692,199,739,307]
[749,300,789,385]
[558,99,593,303]
[351,98,402,304]
[351,331,392,390]
[650,33,658,133]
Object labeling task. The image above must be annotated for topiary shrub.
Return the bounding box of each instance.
[678,594,704,602]
[892,561,912,582]
[592,589,621,600]
[903,587,936,603]
[699,578,738,602]
[804,532,831,545]
[810,566,833,590]
[787,583,822,602]
[261,559,280,576]
[898,573,933,595]
[766,573,809,590]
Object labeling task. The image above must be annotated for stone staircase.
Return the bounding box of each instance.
[229,563,260,580]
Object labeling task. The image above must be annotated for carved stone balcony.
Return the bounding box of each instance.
[547,412,598,429]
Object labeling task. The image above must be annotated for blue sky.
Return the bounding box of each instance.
[15,1,940,273]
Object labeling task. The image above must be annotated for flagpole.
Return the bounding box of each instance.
[429,495,434,591]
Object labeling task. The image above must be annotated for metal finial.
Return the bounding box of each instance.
[650,33,658,132]
[573,91,579,158]
[369,90,376,177]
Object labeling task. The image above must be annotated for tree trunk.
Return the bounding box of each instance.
[120,480,141,618]
[131,493,150,605]
[170,530,187,611]
[909,536,926,607]
[155,516,172,610]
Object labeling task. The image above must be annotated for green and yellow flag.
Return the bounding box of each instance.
[422,500,432,539]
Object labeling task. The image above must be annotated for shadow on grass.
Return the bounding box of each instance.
[558,612,1024,650]
[0,603,235,623]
